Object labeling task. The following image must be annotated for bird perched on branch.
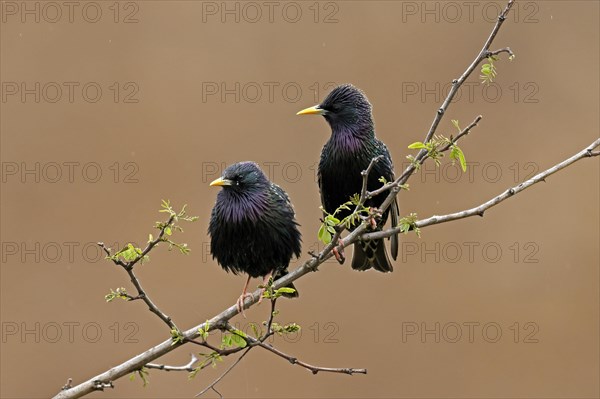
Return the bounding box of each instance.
[297,84,399,272]
[208,161,301,314]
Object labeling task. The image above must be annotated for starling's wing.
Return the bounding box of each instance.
[271,183,295,216]
[317,167,327,218]
[270,183,302,259]
[377,139,400,261]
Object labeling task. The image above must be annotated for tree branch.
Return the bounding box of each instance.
[362,138,600,241]
[55,136,599,399]
[53,3,600,398]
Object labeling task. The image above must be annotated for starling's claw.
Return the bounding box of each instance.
[370,216,377,230]
[333,239,346,264]
[236,275,254,318]
[366,207,381,230]
[236,292,254,318]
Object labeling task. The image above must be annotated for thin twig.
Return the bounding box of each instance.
[362,138,600,241]
[368,115,483,199]
[421,0,514,147]
[98,215,179,331]
[195,348,252,398]
[255,342,367,375]
[126,268,177,330]
[60,378,73,391]
[487,47,514,58]
[359,155,384,203]
[196,299,279,397]
[146,354,199,372]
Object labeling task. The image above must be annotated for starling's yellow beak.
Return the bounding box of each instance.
[296,105,325,116]
[209,177,232,187]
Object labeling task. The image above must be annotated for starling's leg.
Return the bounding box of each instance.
[236,275,254,318]
[258,271,273,305]
[333,239,345,264]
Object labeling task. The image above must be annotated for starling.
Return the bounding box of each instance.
[297,84,399,272]
[208,161,301,313]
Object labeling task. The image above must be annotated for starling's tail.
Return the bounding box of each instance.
[351,239,394,273]
[274,269,299,298]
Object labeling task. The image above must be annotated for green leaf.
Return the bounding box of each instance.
[318,224,332,244]
[198,321,210,340]
[138,368,149,387]
[275,287,296,295]
[408,142,426,149]
[455,147,467,172]
[230,334,247,348]
[170,328,184,346]
[116,243,139,262]
[105,287,130,302]
[325,215,340,225]
[221,334,233,348]
[283,323,301,333]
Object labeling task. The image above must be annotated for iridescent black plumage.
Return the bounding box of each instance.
[208,162,301,302]
[298,84,399,272]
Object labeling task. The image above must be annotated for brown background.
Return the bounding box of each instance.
[1,1,599,398]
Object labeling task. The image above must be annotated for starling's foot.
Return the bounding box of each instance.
[236,292,254,318]
[366,207,382,229]
[333,239,346,264]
